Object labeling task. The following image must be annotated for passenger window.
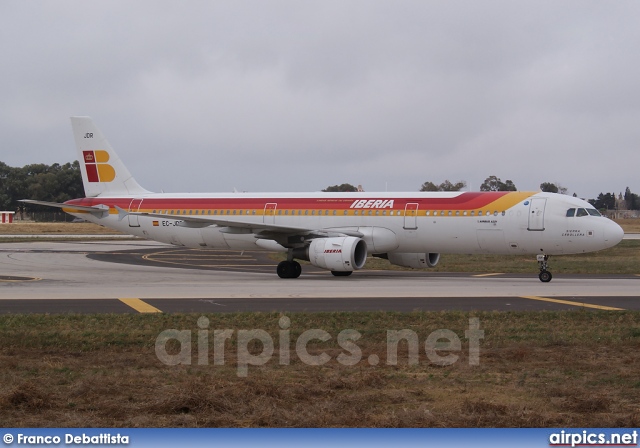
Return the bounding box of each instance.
[478,211,482,216]
[566,208,576,217]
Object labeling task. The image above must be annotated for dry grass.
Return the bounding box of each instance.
[0,222,122,235]
[616,218,640,233]
[1,312,639,427]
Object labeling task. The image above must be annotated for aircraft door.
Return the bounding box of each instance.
[128,198,143,227]
[264,203,277,224]
[528,198,547,231]
[403,203,419,230]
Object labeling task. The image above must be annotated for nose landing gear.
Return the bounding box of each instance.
[537,254,552,282]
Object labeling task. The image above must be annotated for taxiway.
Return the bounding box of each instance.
[0,240,638,313]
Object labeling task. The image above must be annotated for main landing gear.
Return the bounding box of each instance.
[537,254,552,283]
[277,260,302,279]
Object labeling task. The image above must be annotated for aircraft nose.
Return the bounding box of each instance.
[604,220,624,247]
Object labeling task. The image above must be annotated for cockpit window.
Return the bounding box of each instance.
[566,208,576,217]
[576,208,589,217]
[587,208,601,216]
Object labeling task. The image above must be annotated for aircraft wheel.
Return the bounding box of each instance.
[292,261,302,278]
[277,261,302,279]
[538,271,553,283]
[331,271,353,277]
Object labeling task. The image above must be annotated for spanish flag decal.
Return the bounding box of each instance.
[83,150,116,182]
[152,221,159,227]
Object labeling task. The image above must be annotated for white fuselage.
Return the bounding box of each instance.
[65,190,623,257]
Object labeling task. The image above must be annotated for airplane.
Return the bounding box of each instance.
[21,116,624,282]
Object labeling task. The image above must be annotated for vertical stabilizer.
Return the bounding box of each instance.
[71,116,150,197]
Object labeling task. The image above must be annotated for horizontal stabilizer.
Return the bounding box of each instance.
[19,199,110,217]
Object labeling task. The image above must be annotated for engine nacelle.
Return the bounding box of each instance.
[294,237,367,272]
[385,252,440,269]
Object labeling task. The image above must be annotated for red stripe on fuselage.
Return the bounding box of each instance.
[65,192,511,212]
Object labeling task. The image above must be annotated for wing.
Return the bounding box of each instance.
[115,207,363,247]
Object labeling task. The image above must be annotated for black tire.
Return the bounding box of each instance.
[292,261,302,278]
[331,271,353,277]
[277,261,302,279]
[539,271,552,283]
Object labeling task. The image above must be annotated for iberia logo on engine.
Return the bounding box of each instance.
[83,150,115,182]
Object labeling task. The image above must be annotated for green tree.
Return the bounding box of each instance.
[420,180,466,192]
[540,182,559,193]
[624,187,639,210]
[322,183,358,192]
[589,193,616,211]
[540,182,568,194]
[480,176,517,191]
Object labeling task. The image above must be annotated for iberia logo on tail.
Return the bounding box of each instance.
[83,150,115,182]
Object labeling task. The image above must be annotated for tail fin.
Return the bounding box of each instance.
[71,116,150,197]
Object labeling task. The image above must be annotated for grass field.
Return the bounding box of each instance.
[0,311,639,427]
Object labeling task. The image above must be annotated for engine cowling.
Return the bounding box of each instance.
[295,237,367,272]
[385,252,440,269]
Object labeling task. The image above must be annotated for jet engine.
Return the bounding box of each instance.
[294,237,367,272]
[382,252,440,269]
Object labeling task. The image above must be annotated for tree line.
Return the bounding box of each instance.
[0,161,84,212]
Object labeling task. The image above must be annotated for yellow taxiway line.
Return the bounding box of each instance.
[119,298,162,313]
[520,296,624,311]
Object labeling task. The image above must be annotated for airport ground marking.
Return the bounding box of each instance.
[0,276,41,283]
[473,273,503,277]
[119,298,162,313]
[520,295,624,311]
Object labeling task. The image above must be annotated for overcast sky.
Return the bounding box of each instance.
[2,1,639,199]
